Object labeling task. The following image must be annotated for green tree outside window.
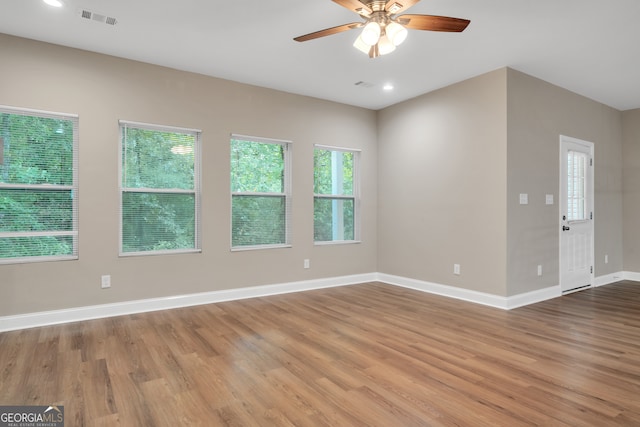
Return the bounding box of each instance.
[314,147,359,242]
[0,109,78,262]
[231,136,291,248]
[120,122,201,254]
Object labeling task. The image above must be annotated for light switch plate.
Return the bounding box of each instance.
[453,264,461,275]
[519,193,528,205]
[546,194,554,205]
[101,275,111,289]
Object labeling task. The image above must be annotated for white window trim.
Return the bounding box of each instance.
[0,105,79,265]
[0,104,78,119]
[230,134,292,251]
[315,144,362,153]
[119,120,201,135]
[313,144,361,245]
[119,120,202,257]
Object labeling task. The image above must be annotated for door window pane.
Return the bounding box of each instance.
[567,150,587,221]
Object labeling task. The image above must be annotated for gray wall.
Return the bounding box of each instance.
[0,32,634,318]
[506,69,623,295]
[0,34,378,316]
[377,69,509,296]
[377,67,625,298]
[623,109,640,271]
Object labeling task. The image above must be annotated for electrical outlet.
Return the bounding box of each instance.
[304,259,310,269]
[537,265,542,276]
[453,264,461,275]
[101,275,111,289]
[605,254,609,264]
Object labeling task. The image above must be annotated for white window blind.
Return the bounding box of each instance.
[230,134,292,249]
[314,145,360,243]
[0,105,79,264]
[120,120,201,256]
[567,150,588,221]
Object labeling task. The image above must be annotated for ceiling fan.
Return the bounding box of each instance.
[294,0,470,58]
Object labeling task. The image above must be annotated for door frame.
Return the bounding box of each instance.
[559,135,595,294]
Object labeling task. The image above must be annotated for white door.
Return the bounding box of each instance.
[560,136,594,293]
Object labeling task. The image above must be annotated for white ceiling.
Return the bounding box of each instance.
[1,0,639,111]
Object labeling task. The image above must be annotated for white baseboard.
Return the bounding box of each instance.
[503,286,562,309]
[377,273,561,310]
[377,273,510,309]
[622,271,640,282]
[1,271,634,332]
[378,272,634,309]
[0,273,376,332]
[594,271,625,287]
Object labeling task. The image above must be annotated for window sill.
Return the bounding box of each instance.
[119,249,202,258]
[231,244,292,252]
[0,255,78,265]
[314,240,361,246]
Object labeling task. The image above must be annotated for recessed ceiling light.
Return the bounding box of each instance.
[383,84,394,91]
[43,0,63,7]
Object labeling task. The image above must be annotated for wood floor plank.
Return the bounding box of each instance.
[2,280,640,425]
[78,358,117,420]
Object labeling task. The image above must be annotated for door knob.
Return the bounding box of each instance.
[562,225,570,231]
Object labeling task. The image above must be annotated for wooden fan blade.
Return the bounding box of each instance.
[294,23,362,42]
[332,0,372,16]
[385,0,420,14]
[398,14,470,32]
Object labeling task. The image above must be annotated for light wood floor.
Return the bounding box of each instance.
[2,281,640,426]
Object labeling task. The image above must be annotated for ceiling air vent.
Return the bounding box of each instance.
[354,81,375,88]
[77,9,118,26]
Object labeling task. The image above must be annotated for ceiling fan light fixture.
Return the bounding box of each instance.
[361,21,381,45]
[370,44,380,59]
[295,0,470,59]
[386,22,408,46]
[353,34,372,54]
[377,33,396,55]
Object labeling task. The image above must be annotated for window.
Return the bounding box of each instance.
[120,121,201,255]
[567,150,588,221]
[314,146,360,243]
[231,135,291,249]
[0,105,78,264]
